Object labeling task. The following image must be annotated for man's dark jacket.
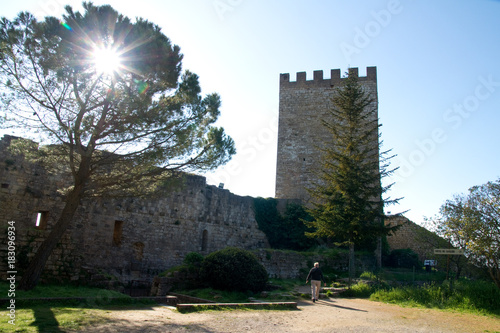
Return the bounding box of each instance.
[307,267,324,281]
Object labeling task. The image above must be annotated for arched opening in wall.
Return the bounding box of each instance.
[35,211,49,230]
[133,242,145,261]
[201,230,208,252]
[113,220,124,247]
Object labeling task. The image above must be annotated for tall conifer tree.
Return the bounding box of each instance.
[305,69,400,281]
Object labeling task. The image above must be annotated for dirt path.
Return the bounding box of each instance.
[80,293,500,333]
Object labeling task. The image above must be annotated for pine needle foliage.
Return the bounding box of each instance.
[0,3,235,290]
[305,69,400,248]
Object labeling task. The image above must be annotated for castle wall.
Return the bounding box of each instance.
[385,215,437,262]
[0,135,269,284]
[275,67,378,201]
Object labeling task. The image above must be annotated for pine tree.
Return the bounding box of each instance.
[0,4,235,290]
[305,69,400,282]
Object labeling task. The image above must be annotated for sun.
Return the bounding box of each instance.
[92,47,122,75]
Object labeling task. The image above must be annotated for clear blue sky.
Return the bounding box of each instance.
[2,0,500,225]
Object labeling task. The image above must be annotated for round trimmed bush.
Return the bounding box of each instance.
[201,247,268,293]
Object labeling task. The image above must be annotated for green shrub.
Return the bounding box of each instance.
[184,252,204,266]
[370,279,500,315]
[253,198,315,251]
[201,247,268,293]
[359,271,377,281]
[343,281,373,298]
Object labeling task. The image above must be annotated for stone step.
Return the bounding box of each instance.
[176,301,298,312]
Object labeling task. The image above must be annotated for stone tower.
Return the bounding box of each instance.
[275,67,378,201]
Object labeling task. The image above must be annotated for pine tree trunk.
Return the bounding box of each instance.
[488,267,500,290]
[18,153,91,291]
[375,236,382,269]
[348,242,355,287]
[18,185,84,290]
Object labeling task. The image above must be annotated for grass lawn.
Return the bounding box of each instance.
[1,306,114,332]
[0,282,156,332]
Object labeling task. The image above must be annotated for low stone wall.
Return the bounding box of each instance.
[255,249,376,279]
[175,302,298,312]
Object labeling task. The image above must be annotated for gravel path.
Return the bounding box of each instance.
[80,290,500,333]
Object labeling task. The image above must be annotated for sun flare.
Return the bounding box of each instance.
[92,47,121,75]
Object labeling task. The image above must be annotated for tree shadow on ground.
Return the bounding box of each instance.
[30,307,64,332]
[24,302,158,332]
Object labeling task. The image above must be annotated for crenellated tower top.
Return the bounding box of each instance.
[280,67,377,88]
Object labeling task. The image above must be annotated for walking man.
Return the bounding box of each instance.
[306,262,325,302]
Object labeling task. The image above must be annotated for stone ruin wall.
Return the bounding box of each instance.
[385,215,436,262]
[254,249,376,280]
[0,133,436,286]
[0,135,269,284]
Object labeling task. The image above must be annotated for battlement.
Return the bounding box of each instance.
[280,67,376,87]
